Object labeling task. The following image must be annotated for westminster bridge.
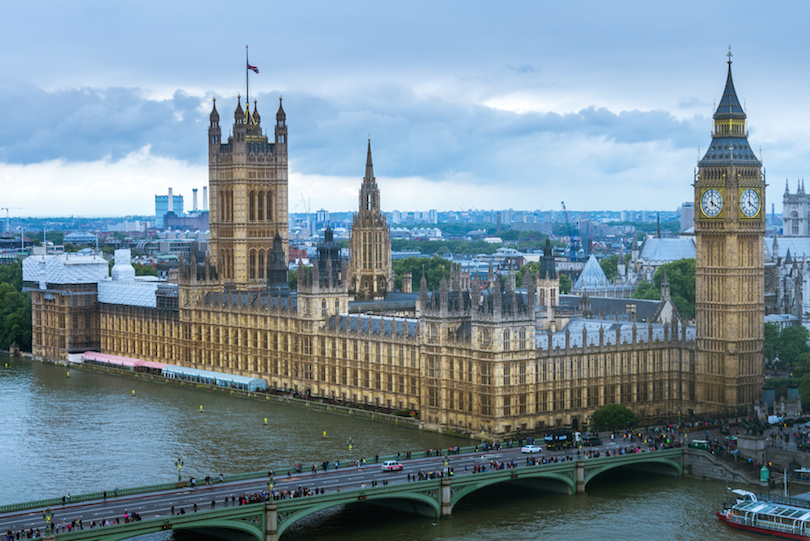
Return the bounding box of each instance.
[0,446,684,540]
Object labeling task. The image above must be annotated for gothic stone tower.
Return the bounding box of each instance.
[694,54,765,413]
[349,140,393,300]
[208,96,289,289]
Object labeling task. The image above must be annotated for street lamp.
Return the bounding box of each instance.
[347,438,354,460]
[175,456,184,482]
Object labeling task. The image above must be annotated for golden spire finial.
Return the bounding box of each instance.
[727,46,733,65]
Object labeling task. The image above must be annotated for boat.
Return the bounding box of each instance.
[718,489,810,539]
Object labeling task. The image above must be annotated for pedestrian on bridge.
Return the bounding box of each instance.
[211,500,215,509]
[171,504,175,515]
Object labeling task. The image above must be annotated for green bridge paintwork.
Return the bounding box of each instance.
[32,448,684,541]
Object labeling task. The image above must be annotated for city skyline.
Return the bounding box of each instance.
[3,1,810,216]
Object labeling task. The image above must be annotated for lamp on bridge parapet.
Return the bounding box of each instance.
[175,456,184,482]
[347,438,354,460]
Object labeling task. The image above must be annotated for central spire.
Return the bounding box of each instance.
[365,137,374,182]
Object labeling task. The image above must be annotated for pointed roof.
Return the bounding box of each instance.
[573,254,609,290]
[715,56,745,120]
[234,94,244,120]
[699,52,761,167]
[209,97,219,122]
[365,138,375,182]
[276,96,285,122]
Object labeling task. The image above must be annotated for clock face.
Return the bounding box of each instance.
[740,188,760,218]
[701,188,723,218]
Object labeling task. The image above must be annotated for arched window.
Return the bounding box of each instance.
[267,191,273,221]
[503,330,510,351]
[792,211,799,235]
[258,250,265,279]
[257,191,264,221]
[249,192,255,221]
[249,250,256,279]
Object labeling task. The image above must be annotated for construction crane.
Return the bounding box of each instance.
[0,207,23,234]
[561,201,578,262]
[292,194,311,235]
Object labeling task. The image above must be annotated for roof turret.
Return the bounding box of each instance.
[276,96,286,122]
[209,97,219,122]
[234,94,244,121]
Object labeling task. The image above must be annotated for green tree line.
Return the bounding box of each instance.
[0,262,32,351]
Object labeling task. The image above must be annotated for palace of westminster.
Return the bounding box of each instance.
[23,58,765,437]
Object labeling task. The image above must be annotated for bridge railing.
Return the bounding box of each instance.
[6,440,667,515]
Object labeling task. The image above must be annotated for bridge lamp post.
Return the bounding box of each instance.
[347,438,354,460]
[480,426,485,448]
[175,457,184,482]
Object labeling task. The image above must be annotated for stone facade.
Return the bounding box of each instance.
[348,141,393,300]
[694,56,765,412]
[25,61,765,437]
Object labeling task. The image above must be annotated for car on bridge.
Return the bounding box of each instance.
[521,444,542,453]
[382,460,403,471]
[581,434,603,447]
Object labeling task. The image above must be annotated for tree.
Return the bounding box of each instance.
[592,404,639,431]
[632,258,695,319]
[0,263,31,351]
[392,256,457,291]
[600,255,618,283]
[559,273,572,294]
[799,373,810,410]
[779,325,810,366]
[132,263,158,277]
[765,322,780,362]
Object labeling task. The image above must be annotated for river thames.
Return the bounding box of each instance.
[0,353,754,540]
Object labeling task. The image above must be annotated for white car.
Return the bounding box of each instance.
[381,460,403,471]
[521,444,542,453]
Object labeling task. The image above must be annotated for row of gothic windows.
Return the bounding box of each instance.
[249,249,267,280]
[249,191,274,222]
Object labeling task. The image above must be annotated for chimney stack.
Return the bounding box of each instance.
[203,186,208,211]
[193,188,198,212]
[168,187,173,214]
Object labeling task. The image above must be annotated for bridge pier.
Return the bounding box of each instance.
[576,461,585,494]
[441,478,453,517]
[265,501,278,541]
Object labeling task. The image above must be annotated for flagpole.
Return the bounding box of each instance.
[245,45,249,105]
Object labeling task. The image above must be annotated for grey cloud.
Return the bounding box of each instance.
[0,83,707,186]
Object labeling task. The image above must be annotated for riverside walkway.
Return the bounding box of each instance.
[1,445,684,540]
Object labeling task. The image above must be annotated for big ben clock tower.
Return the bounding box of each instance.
[694,50,765,414]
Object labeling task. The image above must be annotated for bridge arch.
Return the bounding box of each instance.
[451,469,576,512]
[584,453,683,490]
[276,490,441,537]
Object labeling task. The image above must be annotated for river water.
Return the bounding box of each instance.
[0,354,754,540]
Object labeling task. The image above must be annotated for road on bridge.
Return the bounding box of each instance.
[0,435,667,536]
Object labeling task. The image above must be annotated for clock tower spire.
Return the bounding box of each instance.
[694,50,765,413]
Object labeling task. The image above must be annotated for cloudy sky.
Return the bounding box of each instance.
[2,1,809,217]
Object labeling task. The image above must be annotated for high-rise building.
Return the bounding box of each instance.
[694,53,765,410]
[207,96,289,288]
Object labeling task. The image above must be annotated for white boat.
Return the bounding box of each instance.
[718,489,810,540]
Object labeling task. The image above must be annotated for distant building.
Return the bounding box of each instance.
[155,190,184,228]
[64,231,98,246]
[679,202,694,233]
[782,180,810,236]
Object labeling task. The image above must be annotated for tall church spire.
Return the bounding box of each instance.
[365,137,374,183]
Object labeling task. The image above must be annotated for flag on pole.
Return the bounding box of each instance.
[248,63,259,74]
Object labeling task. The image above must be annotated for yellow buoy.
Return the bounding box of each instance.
[323,431,327,438]
[66,371,70,378]
[200,405,204,413]
[132,390,135,396]
[264,417,268,425]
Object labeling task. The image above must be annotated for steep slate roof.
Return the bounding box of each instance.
[558,295,664,322]
[638,237,696,261]
[573,254,609,290]
[766,237,810,261]
[536,318,695,350]
[327,314,418,338]
[698,57,761,168]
